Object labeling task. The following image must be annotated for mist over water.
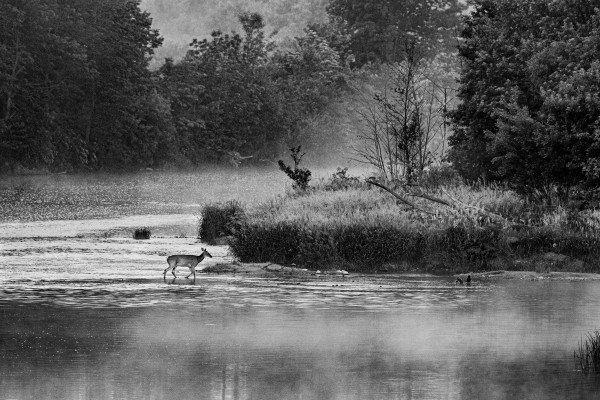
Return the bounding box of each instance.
[2,274,600,399]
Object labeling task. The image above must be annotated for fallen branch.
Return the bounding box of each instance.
[440,188,509,225]
[366,179,434,215]
[407,188,452,208]
[367,179,511,225]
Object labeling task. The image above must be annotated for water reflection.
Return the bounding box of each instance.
[2,277,600,399]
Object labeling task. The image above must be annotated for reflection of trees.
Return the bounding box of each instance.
[5,285,600,399]
[455,351,596,399]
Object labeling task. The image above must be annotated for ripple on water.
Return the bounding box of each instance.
[0,275,490,312]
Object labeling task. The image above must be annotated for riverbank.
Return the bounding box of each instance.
[204,261,600,281]
[2,213,600,284]
[3,168,600,279]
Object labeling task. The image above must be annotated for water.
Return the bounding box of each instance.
[2,273,600,399]
[1,170,600,399]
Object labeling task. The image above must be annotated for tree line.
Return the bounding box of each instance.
[0,0,462,172]
[2,0,598,200]
[449,0,600,196]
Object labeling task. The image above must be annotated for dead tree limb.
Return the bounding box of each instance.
[367,179,510,225]
[366,179,434,215]
[440,188,509,225]
[407,188,452,208]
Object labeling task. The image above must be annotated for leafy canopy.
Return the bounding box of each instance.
[449,0,600,194]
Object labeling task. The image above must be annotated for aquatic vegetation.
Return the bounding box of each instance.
[575,331,600,374]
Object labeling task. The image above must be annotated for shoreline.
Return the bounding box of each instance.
[3,215,600,283]
[202,261,600,281]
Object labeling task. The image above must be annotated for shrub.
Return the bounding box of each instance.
[199,200,245,243]
[133,227,151,240]
[323,167,365,191]
[419,164,463,188]
[278,146,312,191]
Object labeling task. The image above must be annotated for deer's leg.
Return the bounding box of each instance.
[164,262,173,280]
[185,262,198,279]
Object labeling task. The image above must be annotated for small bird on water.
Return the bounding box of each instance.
[456,277,463,284]
[466,275,472,284]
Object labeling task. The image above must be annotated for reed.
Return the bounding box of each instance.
[575,331,600,374]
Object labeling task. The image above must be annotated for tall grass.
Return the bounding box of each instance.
[202,171,600,272]
[199,200,245,243]
[575,331,600,374]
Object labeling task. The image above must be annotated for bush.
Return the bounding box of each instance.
[229,220,425,270]
[322,167,366,191]
[199,201,245,243]
[419,164,463,188]
[278,146,312,191]
[133,227,151,240]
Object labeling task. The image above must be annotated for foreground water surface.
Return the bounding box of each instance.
[2,272,600,400]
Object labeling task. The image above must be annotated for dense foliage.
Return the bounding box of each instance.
[159,14,347,164]
[449,0,600,195]
[326,0,465,66]
[0,0,164,171]
[0,1,347,171]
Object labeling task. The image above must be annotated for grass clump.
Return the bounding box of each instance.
[575,331,600,374]
[199,200,245,243]
[216,167,600,273]
[133,227,151,240]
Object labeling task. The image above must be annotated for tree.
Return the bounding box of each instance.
[0,0,164,170]
[160,13,284,162]
[159,13,349,164]
[326,0,465,67]
[449,0,600,195]
[354,43,452,184]
[271,27,348,147]
[73,0,163,168]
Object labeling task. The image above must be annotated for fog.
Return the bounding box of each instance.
[3,278,600,399]
[140,0,329,64]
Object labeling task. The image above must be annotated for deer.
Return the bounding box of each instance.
[163,248,212,282]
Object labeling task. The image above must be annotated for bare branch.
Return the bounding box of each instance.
[366,179,434,215]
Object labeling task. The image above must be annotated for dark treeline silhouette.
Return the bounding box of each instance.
[448,0,600,196]
[1,0,163,171]
[0,0,465,172]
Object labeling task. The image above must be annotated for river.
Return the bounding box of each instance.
[2,268,600,399]
[1,170,600,399]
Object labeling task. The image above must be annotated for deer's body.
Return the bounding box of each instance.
[164,248,212,281]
